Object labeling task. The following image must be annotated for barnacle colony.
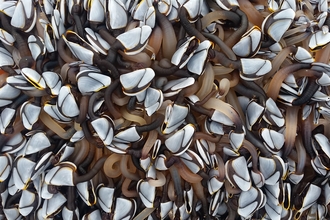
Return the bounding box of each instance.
[0,0,330,219]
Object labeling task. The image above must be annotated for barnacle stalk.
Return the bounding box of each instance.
[1,0,330,219]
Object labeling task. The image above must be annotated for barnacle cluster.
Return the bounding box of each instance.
[1,0,330,219]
